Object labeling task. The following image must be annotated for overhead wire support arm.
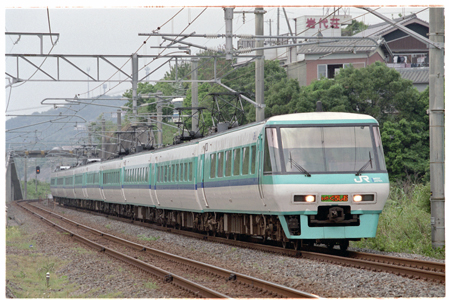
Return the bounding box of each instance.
[361,7,444,50]
[216,81,265,109]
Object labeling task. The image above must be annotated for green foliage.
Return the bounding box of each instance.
[352,181,444,259]
[137,234,160,241]
[22,179,51,199]
[341,19,369,36]
[381,119,429,181]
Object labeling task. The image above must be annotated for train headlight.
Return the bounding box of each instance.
[353,194,375,202]
[305,195,315,202]
[294,195,316,203]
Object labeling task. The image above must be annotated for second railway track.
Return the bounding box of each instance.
[17,201,318,299]
[51,201,445,284]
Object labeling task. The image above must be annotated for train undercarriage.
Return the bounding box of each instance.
[56,197,353,251]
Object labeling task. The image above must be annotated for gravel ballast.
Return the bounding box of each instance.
[7,201,446,298]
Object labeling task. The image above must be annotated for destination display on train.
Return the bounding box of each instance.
[321,195,349,202]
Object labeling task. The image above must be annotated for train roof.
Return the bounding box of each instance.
[265,112,378,125]
[51,112,378,175]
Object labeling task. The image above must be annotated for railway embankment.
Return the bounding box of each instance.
[6,200,445,298]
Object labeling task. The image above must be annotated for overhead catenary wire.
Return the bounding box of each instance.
[11,8,189,153]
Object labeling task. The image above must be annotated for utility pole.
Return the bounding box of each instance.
[132,53,138,115]
[191,57,199,133]
[156,92,163,148]
[117,109,122,154]
[255,7,265,122]
[88,125,92,158]
[101,118,106,160]
[224,8,234,60]
[429,7,445,249]
[35,159,37,196]
[277,8,280,44]
[23,155,27,200]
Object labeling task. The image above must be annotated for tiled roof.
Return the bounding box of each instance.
[396,67,429,83]
[297,35,385,55]
[353,15,429,38]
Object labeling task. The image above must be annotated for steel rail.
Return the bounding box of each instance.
[346,251,445,273]
[56,202,445,284]
[300,251,445,283]
[17,202,229,299]
[27,203,318,299]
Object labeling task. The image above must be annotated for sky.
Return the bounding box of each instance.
[4,3,435,113]
[2,1,443,151]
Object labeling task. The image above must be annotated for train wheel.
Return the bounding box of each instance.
[340,240,349,251]
[293,240,300,251]
[225,233,230,239]
[282,241,287,249]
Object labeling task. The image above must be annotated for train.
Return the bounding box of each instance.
[51,112,390,250]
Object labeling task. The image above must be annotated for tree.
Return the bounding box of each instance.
[341,20,369,36]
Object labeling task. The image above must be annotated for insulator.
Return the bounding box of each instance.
[237,34,254,39]
[205,34,219,39]
[238,47,252,53]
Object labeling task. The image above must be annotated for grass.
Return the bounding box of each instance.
[137,234,160,241]
[6,253,77,298]
[6,226,130,298]
[144,282,159,290]
[351,181,445,259]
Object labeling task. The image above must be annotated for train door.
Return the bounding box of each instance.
[199,143,209,208]
[121,166,127,202]
[257,133,265,199]
[82,173,88,199]
[100,170,106,201]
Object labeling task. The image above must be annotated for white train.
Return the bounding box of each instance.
[51,112,389,250]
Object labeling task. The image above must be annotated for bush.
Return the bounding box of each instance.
[351,181,444,259]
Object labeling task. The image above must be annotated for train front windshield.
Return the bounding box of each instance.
[264,125,387,174]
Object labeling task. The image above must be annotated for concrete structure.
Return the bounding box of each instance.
[5,153,23,202]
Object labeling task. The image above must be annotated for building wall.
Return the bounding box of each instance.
[303,51,385,86]
[286,60,307,86]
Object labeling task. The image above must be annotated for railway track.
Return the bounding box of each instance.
[17,201,318,299]
[48,201,445,284]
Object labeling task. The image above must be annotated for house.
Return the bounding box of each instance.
[354,14,430,67]
[284,13,430,90]
[286,36,392,86]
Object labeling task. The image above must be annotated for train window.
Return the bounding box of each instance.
[242,147,250,175]
[180,164,184,181]
[160,166,163,182]
[184,163,188,181]
[250,145,256,174]
[175,164,178,182]
[225,150,232,176]
[163,166,167,182]
[210,153,216,178]
[189,162,193,181]
[373,126,387,171]
[217,152,224,178]
[264,128,282,173]
[233,148,241,176]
